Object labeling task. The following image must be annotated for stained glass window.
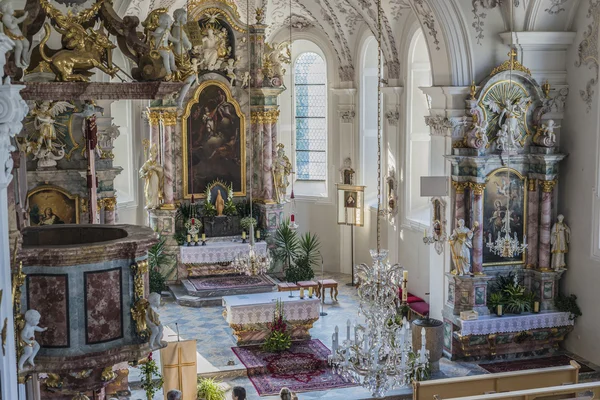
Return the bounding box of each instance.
[294,52,327,181]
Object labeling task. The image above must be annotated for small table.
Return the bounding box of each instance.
[222,292,320,345]
[317,279,339,303]
[277,282,300,292]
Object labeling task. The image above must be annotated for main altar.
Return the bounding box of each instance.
[441,51,573,360]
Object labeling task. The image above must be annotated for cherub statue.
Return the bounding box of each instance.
[272,144,292,203]
[551,214,571,270]
[139,143,164,209]
[18,309,47,371]
[224,58,238,85]
[0,1,30,68]
[145,293,164,349]
[483,95,531,141]
[27,100,74,168]
[496,123,509,151]
[171,9,192,58]
[263,42,290,79]
[241,71,251,88]
[150,13,179,78]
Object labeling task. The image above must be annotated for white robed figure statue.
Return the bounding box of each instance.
[139,143,164,209]
[449,219,475,276]
[551,214,571,270]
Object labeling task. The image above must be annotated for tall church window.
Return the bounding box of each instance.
[405,29,432,225]
[294,52,327,181]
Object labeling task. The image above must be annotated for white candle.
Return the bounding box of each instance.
[353,322,357,344]
[332,332,337,353]
[242,231,246,240]
[403,270,408,280]
[202,233,206,241]
[346,319,351,342]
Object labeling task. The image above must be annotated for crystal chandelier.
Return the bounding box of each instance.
[232,246,271,276]
[485,0,527,259]
[328,0,429,395]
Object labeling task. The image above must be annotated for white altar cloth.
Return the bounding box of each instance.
[222,292,320,325]
[460,311,573,336]
[180,241,268,264]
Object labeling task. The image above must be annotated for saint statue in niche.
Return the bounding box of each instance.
[551,214,571,270]
[185,84,243,198]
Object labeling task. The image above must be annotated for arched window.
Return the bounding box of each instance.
[360,36,381,204]
[405,29,432,225]
[294,52,327,181]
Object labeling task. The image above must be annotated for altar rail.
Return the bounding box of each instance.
[413,361,580,400]
[433,381,600,400]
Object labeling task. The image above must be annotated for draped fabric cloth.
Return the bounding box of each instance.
[161,340,198,400]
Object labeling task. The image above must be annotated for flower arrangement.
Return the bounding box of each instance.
[203,186,217,217]
[263,299,291,352]
[224,183,237,216]
[140,352,163,400]
[240,216,257,231]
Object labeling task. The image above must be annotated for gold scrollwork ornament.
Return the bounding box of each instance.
[540,180,557,193]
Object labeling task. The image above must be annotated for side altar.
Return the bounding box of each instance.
[440,51,574,360]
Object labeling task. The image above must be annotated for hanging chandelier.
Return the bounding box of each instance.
[485,0,527,259]
[328,0,429,396]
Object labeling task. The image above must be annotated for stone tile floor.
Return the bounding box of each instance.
[126,272,597,400]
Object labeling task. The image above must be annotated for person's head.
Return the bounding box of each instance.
[166,389,182,400]
[232,386,246,400]
[279,387,292,400]
[158,13,173,28]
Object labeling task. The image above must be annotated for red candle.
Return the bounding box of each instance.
[291,214,295,223]
[191,195,195,204]
[191,218,195,224]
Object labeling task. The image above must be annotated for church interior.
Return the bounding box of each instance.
[2,0,600,399]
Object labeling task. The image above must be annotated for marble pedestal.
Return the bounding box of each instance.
[446,273,494,316]
[148,208,179,282]
[524,268,565,311]
[257,202,285,234]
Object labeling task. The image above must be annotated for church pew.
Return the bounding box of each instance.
[412,361,581,400]
[432,381,600,400]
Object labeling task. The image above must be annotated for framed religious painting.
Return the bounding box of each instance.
[337,184,365,226]
[182,81,246,199]
[482,168,527,265]
[27,185,80,225]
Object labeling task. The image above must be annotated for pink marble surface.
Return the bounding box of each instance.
[527,186,539,267]
[27,275,69,347]
[472,193,483,274]
[262,123,273,200]
[85,268,123,344]
[163,125,175,205]
[455,192,465,222]
[539,191,553,269]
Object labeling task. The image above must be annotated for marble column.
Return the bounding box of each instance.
[262,116,273,201]
[452,181,467,223]
[103,197,117,224]
[251,109,280,202]
[0,44,30,400]
[527,179,539,268]
[161,110,177,208]
[538,180,556,271]
[470,183,485,275]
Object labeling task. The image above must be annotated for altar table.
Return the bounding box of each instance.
[222,292,320,346]
[180,241,268,277]
[459,311,573,336]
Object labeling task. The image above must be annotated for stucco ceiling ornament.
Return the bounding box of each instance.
[390,0,411,21]
[575,0,599,113]
[471,0,503,45]
[543,87,569,114]
[413,0,441,50]
[545,0,570,14]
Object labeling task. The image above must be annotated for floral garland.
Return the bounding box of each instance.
[263,299,291,352]
[240,216,257,231]
[140,352,163,400]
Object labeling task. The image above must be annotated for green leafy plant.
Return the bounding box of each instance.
[173,231,187,245]
[272,220,321,282]
[148,235,175,293]
[555,293,582,321]
[240,216,258,231]
[140,353,163,400]
[197,378,226,400]
[487,292,505,313]
[502,284,533,314]
[176,202,199,223]
[223,183,237,216]
[273,219,299,273]
[296,232,321,269]
[263,299,292,352]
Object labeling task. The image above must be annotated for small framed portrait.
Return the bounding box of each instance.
[28,186,80,225]
[344,191,357,208]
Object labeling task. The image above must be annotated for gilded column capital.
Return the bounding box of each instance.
[162,111,178,126]
[528,178,537,191]
[469,182,485,196]
[540,179,557,193]
[251,109,280,124]
[452,181,468,194]
[103,197,117,211]
[147,111,162,127]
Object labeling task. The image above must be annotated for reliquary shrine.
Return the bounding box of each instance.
[442,52,570,360]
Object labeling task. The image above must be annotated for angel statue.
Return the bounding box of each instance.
[484,95,531,145]
[272,143,292,204]
[139,142,164,209]
[27,101,74,168]
[263,41,291,80]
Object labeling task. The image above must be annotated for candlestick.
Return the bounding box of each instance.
[534,301,540,313]
[202,233,206,241]
[332,332,337,353]
[308,287,313,297]
[423,229,426,238]
[300,287,305,299]
[256,230,261,240]
[497,304,503,316]
[346,319,351,342]
[334,326,339,352]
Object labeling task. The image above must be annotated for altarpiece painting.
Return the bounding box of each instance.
[182,81,246,198]
[27,186,80,225]
[482,168,527,265]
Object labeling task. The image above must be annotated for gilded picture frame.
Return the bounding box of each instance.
[482,168,527,266]
[182,80,246,199]
[27,185,80,225]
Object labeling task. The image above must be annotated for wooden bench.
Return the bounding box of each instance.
[277,282,300,292]
[433,381,600,400]
[413,361,581,400]
[317,279,338,303]
[297,281,319,297]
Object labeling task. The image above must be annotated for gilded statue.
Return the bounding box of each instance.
[215,189,225,216]
[551,214,571,270]
[263,42,291,81]
[148,12,178,78]
[26,100,74,168]
[449,219,476,276]
[39,22,119,82]
[273,144,292,204]
[0,1,30,68]
[139,143,164,209]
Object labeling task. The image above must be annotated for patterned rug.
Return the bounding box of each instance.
[479,355,594,374]
[189,274,274,291]
[232,340,356,396]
